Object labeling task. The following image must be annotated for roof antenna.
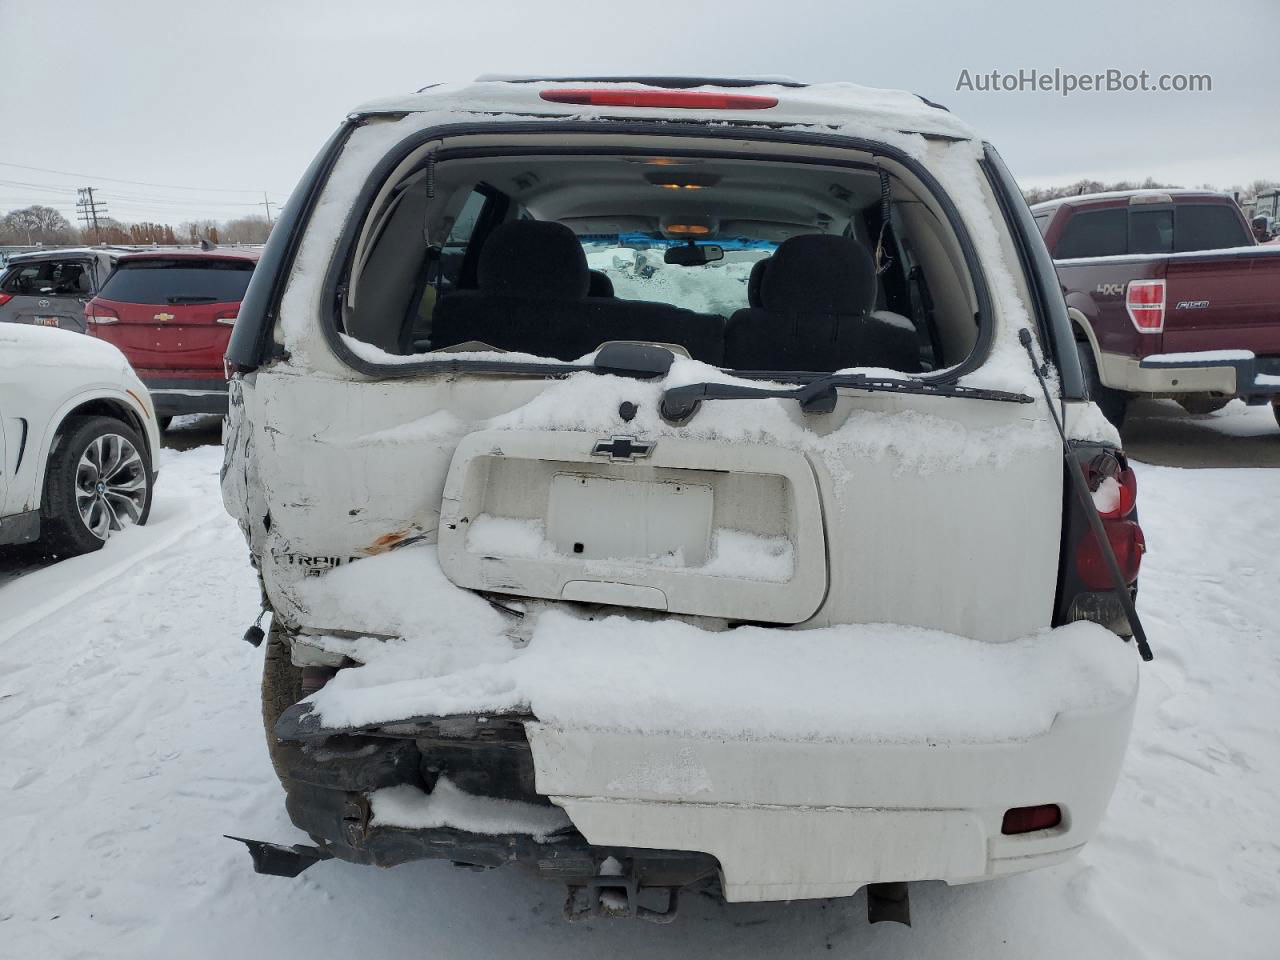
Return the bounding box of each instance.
[874,168,894,275]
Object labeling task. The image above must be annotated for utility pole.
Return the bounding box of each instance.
[76,187,107,243]
[262,192,274,225]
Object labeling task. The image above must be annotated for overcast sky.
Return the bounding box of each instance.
[0,0,1274,224]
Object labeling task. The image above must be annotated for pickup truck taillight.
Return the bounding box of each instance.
[86,305,120,325]
[0,293,12,307]
[1056,445,1146,635]
[1125,279,1165,333]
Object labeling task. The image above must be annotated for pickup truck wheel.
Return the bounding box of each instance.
[261,625,305,785]
[1076,342,1128,428]
[1177,397,1231,416]
[40,415,153,557]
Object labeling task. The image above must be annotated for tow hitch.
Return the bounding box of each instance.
[226,835,333,877]
[562,858,680,924]
[866,881,911,926]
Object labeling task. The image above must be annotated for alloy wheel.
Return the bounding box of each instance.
[74,433,148,540]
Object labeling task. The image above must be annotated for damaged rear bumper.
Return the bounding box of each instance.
[526,699,1135,902]
[265,662,1137,903]
[262,711,719,905]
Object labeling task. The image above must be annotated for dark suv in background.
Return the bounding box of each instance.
[0,248,124,333]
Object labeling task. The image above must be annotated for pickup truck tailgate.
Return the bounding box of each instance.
[1163,249,1280,355]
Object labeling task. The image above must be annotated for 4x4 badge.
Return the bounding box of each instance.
[592,436,655,461]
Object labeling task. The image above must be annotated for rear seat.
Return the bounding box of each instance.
[723,234,920,372]
[430,221,726,363]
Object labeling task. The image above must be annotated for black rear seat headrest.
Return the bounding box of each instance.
[759,234,875,315]
[587,269,614,298]
[477,220,590,298]
[746,257,769,307]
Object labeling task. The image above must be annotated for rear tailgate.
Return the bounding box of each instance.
[91,297,238,376]
[1161,249,1280,355]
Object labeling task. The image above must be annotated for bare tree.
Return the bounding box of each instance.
[220,215,273,243]
[1022,177,1184,206]
[1245,179,1279,201]
[0,205,77,244]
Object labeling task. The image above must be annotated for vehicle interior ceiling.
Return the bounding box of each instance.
[342,137,980,377]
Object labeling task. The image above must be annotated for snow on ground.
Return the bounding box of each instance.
[1,440,1278,958]
[1188,398,1279,438]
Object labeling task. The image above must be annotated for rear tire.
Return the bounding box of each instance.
[1177,396,1231,416]
[1076,342,1129,428]
[40,415,153,557]
[157,415,174,433]
[261,623,305,785]
[1273,399,1280,431]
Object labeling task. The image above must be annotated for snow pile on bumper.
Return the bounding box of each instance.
[298,547,1137,744]
[370,778,571,841]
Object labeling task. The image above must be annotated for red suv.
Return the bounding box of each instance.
[85,249,260,428]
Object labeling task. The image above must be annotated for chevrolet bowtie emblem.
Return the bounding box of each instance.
[591,436,655,461]
[153,312,175,322]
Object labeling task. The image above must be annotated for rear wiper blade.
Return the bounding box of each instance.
[659,373,1033,423]
[166,295,218,304]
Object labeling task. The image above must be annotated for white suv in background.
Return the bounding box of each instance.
[1,324,158,555]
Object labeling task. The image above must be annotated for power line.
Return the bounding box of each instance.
[96,191,271,208]
[0,175,276,210]
[0,160,279,195]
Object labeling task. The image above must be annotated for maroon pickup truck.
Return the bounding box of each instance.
[1031,190,1280,428]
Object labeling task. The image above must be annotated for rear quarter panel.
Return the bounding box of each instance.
[1058,258,1168,358]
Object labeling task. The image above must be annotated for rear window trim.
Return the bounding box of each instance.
[313,120,996,384]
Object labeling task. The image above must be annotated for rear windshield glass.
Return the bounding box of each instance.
[99,259,254,304]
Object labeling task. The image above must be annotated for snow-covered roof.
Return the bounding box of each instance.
[3,246,126,263]
[1030,188,1228,212]
[117,247,261,263]
[350,79,976,141]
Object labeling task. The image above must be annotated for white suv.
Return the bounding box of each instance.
[221,77,1149,924]
[1,324,158,555]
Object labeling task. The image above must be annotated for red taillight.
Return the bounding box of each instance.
[1077,519,1145,589]
[0,293,12,307]
[539,89,779,110]
[86,304,120,325]
[214,309,238,326]
[1002,804,1062,835]
[1125,279,1165,333]
[1091,465,1137,519]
